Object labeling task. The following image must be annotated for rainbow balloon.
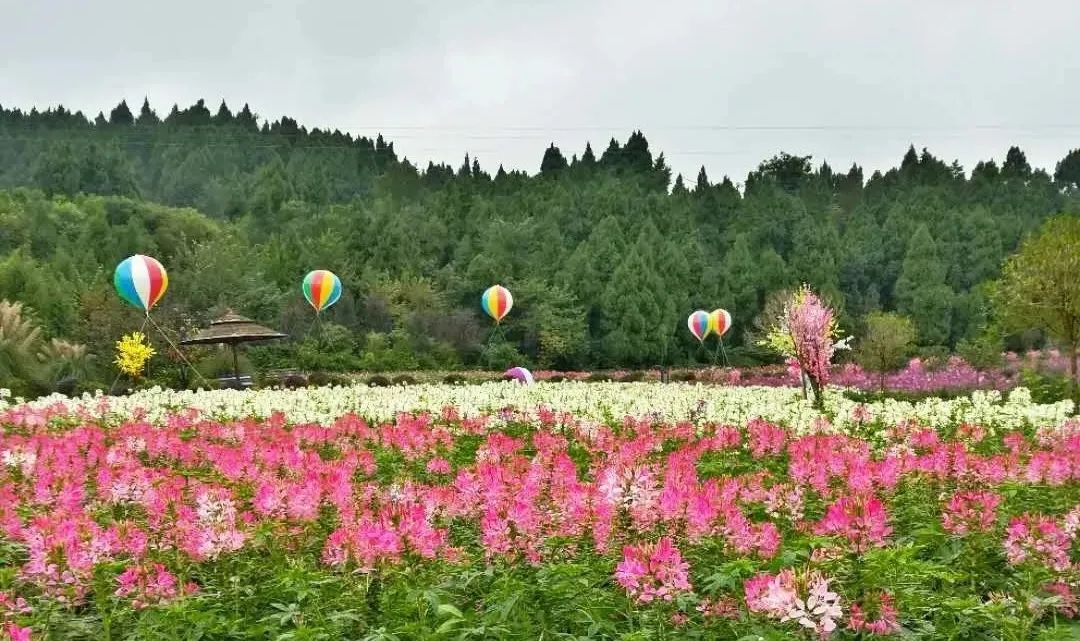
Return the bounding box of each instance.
[302,270,342,314]
[709,309,733,337]
[687,310,711,342]
[113,255,169,313]
[481,285,513,323]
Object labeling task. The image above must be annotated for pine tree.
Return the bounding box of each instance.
[213,100,234,125]
[580,142,597,168]
[236,103,258,131]
[1003,146,1032,180]
[1054,149,1080,188]
[694,166,710,193]
[109,100,134,126]
[894,224,954,345]
[136,98,160,126]
[540,143,568,177]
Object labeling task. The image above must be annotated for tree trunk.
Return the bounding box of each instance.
[1070,341,1079,415]
[808,375,824,411]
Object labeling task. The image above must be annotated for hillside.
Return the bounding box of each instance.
[1,98,1079,387]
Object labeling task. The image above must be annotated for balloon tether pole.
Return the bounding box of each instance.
[145,313,212,389]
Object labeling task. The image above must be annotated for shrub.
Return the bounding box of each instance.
[586,372,613,382]
[1017,369,1073,404]
[620,371,645,382]
[443,374,466,385]
[546,375,565,383]
[672,371,697,383]
[392,375,417,386]
[957,333,1005,371]
[281,373,308,389]
[307,371,330,387]
[367,375,391,387]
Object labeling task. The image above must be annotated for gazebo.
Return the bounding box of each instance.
[179,310,287,386]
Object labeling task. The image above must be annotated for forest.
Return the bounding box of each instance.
[1,98,1079,389]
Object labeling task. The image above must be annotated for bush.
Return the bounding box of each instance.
[620,371,645,382]
[326,373,353,387]
[545,375,565,383]
[672,371,697,383]
[586,372,613,382]
[367,375,391,387]
[916,346,951,371]
[307,371,330,387]
[842,388,976,404]
[956,333,1004,370]
[443,374,466,385]
[392,375,417,386]
[281,373,308,389]
[1017,369,1073,404]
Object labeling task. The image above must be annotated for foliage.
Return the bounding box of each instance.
[996,215,1080,405]
[0,300,44,395]
[855,312,917,388]
[0,100,1075,380]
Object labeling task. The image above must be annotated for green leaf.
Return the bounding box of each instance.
[437,603,464,620]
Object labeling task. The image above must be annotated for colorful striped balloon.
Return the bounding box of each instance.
[113,255,169,313]
[481,285,513,323]
[687,310,711,342]
[709,308,733,337]
[302,270,342,314]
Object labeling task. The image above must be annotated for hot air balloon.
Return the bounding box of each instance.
[687,310,711,342]
[114,255,169,313]
[303,270,342,314]
[504,366,534,385]
[709,309,733,337]
[481,285,513,323]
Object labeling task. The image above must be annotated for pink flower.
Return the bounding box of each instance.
[849,592,901,635]
[697,596,739,619]
[942,490,1001,535]
[747,419,787,458]
[4,624,31,641]
[426,458,452,475]
[815,494,892,550]
[614,537,692,603]
[1043,582,1078,618]
[1004,514,1072,572]
[745,570,797,617]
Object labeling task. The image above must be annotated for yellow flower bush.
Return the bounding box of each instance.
[114,332,156,380]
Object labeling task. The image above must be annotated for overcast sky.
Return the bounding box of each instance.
[2,0,1078,183]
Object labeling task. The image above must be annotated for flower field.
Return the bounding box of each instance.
[1,384,1079,640]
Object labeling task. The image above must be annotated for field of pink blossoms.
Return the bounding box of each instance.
[1,395,1079,640]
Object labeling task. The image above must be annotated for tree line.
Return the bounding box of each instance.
[1,98,1079,390]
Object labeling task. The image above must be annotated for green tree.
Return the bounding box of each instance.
[855,312,917,389]
[1055,149,1080,189]
[894,225,954,347]
[109,100,134,126]
[996,215,1080,405]
[539,143,568,177]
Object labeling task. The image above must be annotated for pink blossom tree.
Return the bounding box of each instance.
[761,285,841,409]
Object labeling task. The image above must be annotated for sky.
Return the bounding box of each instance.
[2,0,1079,184]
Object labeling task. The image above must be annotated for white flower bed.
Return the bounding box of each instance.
[2,382,1073,434]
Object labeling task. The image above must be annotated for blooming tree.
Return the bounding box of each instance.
[761,285,842,408]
